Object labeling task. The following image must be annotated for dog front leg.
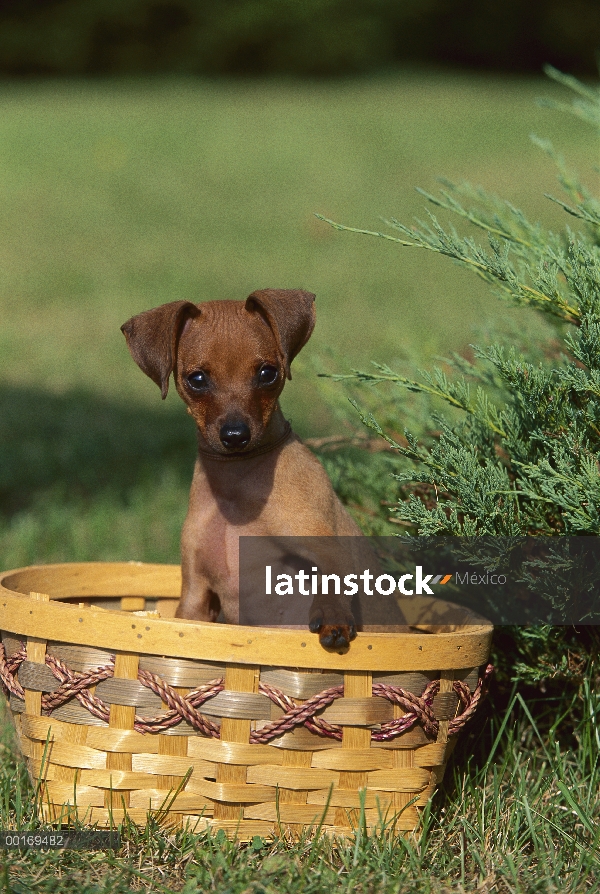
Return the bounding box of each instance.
[177,559,221,621]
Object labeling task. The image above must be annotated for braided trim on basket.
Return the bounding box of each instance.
[0,642,27,696]
[448,662,494,735]
[371,679,440,740]
[134,670,223,736]
[43,652,115,724]
[0,642,492,742]
[252,682,344,743]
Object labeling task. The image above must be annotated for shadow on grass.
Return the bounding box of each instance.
[0,384,197,517]
[0,384,400,566]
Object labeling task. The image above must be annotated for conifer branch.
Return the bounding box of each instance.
[313,215,416,247]
[542,64,600,103]
[323,363,507,437]
[545,195,600,227]
[413,185,536,249]
[316,211,580,323]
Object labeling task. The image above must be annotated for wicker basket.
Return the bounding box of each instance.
[0,562,492,839]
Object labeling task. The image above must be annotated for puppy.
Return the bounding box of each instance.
[122,289,379,648]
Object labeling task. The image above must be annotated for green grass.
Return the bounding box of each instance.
[0,70,596,403]
[0,70,597,567]
[1,680,599,893]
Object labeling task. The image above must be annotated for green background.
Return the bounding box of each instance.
[0,71,597,568]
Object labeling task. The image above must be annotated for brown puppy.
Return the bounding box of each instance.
[121,289,364,648]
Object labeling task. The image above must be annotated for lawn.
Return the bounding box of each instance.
[1,70,599,892]
[0,69,596,568]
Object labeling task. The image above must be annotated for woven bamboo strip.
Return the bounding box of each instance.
[1,633,22,656]
[189,779,276,803]
[244,803,337,825]
[414,785,436,807]
[188,736,283,766]
[413,670,456,815]
[105,652,138,810]
[435,671,455,746]
[277,749,313,835]
[185,818,274,839]
[392,752,414,813]
[245,766,339,790]
[18,660,59,691]
[320,697,392,725]
[266,727,342,750]
[260,669,343,698]
[336,670,372,828]
[131,754,215,777]
[412,744,448,767]
[33,740,107,771]
[128,790,214,812]
[120,597,145,612]
[201,691,271,719]
[139,655,224,687]
[18,734,39,759]
[431,764,447,784]
[2,563,181,599]
[389,688,414,815]
[431,691,459,720]
[155,598,178,618]
[147,721,201,737]
[20,715,63,741]
[372,671,433,692]
[311,749,393,771]
[45,782,106,808]
[322,820,409,835]
[87,728,161,753]
[365,769,430,791]
[23,601,48,715]
[29,760,58,781]
[214,663,259,822]
[47,643,114,673]
[23,593,50,797]
[80,769,159,789]
[39,806,180,826]
[307,790,395,809]
[94,678,162,710]
[12,714,22,740]
[158,677,191,797]
[186,738,284,766]
[371,727,429,749]
[49,705,108,727]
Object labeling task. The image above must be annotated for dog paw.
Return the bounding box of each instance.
[309,607,357,649]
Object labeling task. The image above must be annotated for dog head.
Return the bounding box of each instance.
[121,289,316,454]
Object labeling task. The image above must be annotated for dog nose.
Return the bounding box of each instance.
[220,421,251,450]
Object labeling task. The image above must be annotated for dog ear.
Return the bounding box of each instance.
[245,288,316,379]
[121,301,199,399]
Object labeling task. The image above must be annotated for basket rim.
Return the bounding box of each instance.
[0,561,493,671]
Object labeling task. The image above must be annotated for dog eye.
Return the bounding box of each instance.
[186,370,210,391]
[258,364,278,386]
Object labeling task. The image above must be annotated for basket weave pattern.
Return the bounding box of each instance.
[0,563,493,839]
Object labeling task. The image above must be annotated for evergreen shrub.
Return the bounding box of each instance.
[321,66,600,688]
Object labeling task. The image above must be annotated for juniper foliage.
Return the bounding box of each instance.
[321,66,600,540]
[319,66,600,683]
